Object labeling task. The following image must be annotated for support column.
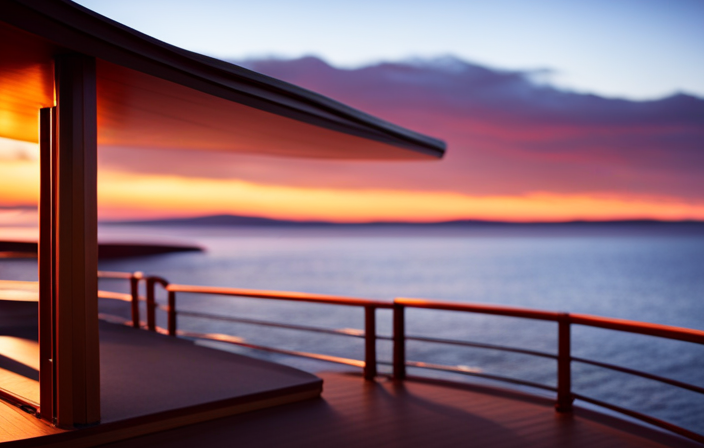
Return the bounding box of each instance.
[38,107,56,422]
[556,313,573,413]
[393,303,406,380]
[53,53,100,427]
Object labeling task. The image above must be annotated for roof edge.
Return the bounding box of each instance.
[2,0,446,158]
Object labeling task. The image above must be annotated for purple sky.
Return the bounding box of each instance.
[98,56,704,203]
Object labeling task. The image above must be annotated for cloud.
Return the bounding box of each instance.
[6,56,703,222]
[239,56,703,127]
[99,56,704,205]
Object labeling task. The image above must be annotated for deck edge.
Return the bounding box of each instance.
[3,380,322,447]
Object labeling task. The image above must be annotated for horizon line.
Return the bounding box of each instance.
[100,214,704,226]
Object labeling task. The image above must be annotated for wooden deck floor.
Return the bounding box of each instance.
[98,371,700,448]
[0,400,64,442]
[0,319,322,446]
[0,335,39,406]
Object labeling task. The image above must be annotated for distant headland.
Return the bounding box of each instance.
[103,214,704,229]
[3,216,702,259]
[0,241,202,260]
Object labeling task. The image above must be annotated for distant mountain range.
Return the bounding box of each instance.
[103,214,704,228]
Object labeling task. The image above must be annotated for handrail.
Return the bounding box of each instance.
[396,298,704,344]
[166,283,393,308]
[94,271,704,444]
[570,313,704,344]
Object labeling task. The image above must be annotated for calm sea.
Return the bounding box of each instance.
[2,224,704,433]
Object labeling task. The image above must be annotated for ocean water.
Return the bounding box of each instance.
[2,224,704,434]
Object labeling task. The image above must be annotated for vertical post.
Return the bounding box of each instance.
[145,277,157,332]
[38,107,55,422]
[556,313,573,412]
[363,306,377,380]
[167,290,177,337]
[53,54,100,427]
[129,272,142,329]
[393,303,406,380]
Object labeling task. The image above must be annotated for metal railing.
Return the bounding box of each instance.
[97,272,391,380]
[96,271,704,444]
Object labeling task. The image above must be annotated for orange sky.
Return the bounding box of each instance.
[1,58,703,225]
[2,140,704,225]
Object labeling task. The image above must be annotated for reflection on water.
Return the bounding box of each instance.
[2,224,703,433]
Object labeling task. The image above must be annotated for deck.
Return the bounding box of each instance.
[0,318,322,446]
[98,371,701,448]
[0,301,700,447]
[7,370,698,448]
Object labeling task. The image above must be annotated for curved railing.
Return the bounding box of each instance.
[393,298,704,443]
[96,271,704,444]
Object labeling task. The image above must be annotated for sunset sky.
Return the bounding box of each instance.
[1,0,703,225]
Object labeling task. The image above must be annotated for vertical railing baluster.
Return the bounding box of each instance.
[147,277,162,331]
[145,277,157,332]
[144,276,169,333]
[364,306,377,380]
[556,312,573,412]
[168,290,177,337]
[393,302,406,380]
[129,271,142,328]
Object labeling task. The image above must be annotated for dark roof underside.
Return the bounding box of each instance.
[0,0,446,160]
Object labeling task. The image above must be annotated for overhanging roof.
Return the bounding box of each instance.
[0,0,445,160]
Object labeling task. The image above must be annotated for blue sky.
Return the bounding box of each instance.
[75,0,703,100]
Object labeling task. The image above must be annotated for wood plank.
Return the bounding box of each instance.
[85,372,702,448]
[0,401,64,443]
[0,336,39,404]
[0,370,39,405]
[0,320,323,445]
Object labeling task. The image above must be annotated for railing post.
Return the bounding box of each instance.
[168,290,177,337]
[393,302,406,380]
[129,272,143,328]
[145,277,157,332]
[364,306,377,380]
[556,312,573,412]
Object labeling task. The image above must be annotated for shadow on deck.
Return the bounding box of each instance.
[100,371,702,448]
